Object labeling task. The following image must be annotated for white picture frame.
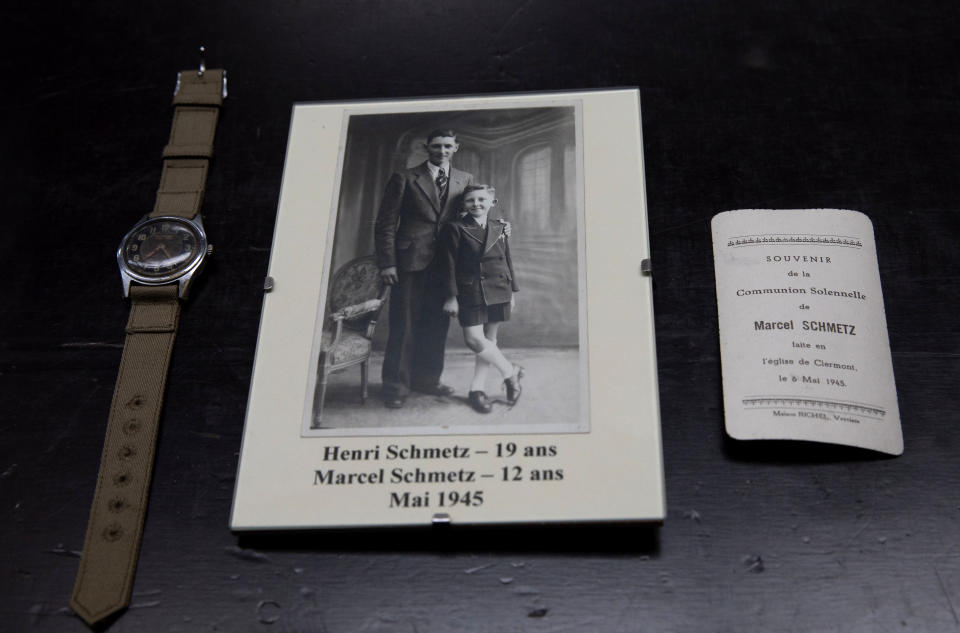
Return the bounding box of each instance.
[231,89,664,529]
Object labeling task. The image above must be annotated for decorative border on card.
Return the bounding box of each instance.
[726,234,863,248]
[742,395,886,419]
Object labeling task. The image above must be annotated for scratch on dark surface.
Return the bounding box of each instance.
[224,545,271,563]
[848,518,872,543]
[26,604,72,618]
[116,83,159,94]
[493,0,532,39]
[683,508,702,522]
[60,341,124,348]
[464,562,495,574]
[934,567,960,625]
[134,589,162,597]
[45,544,82,558]
[47,386,104,456]
[527,608,549,618]
[494,41,536,63]
[798,550,838,557]
[512,585,540,596]
[190,430,223,440]
[743,554,765,573]
[130,600,162,610]
[1,463,17,479]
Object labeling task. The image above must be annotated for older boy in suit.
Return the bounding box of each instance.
[374,129,473,408]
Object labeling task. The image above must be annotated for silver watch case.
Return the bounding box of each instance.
[117,215,210,299]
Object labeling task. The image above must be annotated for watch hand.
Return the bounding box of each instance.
[144,244,172,259]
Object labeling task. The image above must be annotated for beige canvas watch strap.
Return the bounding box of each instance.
[71,67,224,627]
[70,285,180,624]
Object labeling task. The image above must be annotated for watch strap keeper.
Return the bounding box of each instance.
[151,158,209,219]
[161,106,219,158]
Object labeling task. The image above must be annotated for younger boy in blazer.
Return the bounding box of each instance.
[440,184,523,412]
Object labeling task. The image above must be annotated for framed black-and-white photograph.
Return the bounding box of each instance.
[304,102,588,437]
[232,90,664,529]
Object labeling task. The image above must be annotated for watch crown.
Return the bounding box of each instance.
[206,244,214,256]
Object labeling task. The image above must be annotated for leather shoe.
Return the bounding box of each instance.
[383,395,406,409]
[414,382,456,397]
[468,390,492,414]
[504,366,524,404]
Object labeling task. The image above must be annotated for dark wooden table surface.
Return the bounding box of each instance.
[4,1,959,631]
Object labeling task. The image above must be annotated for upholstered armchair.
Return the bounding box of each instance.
[312,256,387,426]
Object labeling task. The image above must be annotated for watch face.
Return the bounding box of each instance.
[120,217,204,282]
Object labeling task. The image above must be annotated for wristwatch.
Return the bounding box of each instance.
[70,64,227,626]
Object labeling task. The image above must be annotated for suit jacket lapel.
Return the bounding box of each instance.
[462,220,486,247]
[483,221,503,254]
[449,168,468,196]
[413,162,441,215]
